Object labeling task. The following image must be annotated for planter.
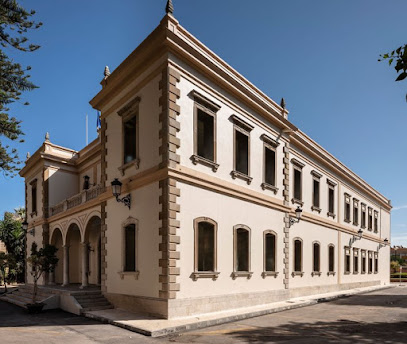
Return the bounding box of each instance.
[26,302,45,314]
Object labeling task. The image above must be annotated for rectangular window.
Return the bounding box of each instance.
[313,243,320,272]
[353,199,359,226]
[264,147,276,186]
[124,224,136,272]
[235,130,249,175]
[328,245,335,273]
[264,233,276,272]
[374,211,379,233]
[123,115,137,165]
[197,108,215,161]
[294,239,302,272]
[344,194,351,223]
[294,169,302,201]
[361,250,366,274]
[344,247,351,274]
[368,251,373,273]
[374,252,378,273]
[327,180,336,217]
[361,204,366,228]
[236,228,249,272]
[368,207,373,230]
[353,249,359,274]
[31,182,37,214]
[313,179,320,208]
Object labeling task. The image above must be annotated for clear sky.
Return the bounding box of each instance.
[1,0,406,244]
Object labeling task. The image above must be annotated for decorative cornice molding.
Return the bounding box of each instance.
[229,114,254,133]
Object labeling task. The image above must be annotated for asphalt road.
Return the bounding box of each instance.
[1,285,407,343]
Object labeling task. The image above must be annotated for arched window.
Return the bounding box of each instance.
[328,244,335,274]
[235,227,250,272]
[197,221,215,272]
[313,242,320,274]
[264,232,276,272]
[293,239,302,274]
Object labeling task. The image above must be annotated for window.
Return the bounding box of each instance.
[328,245,335,274]
[368,207,373,231]
[361,250,366,274]
[344,247,351,274]
[344,193,351,223]
[311,171,322,212]
[293,239,303,275]
[374,211,379,233]
[312,242,321,275]
[263,231,277,276]
[361,203,366,229]
[353,199,359,226]
[353,248,359,274]
[327,180,336,218]
[230,115,253,184]
[124,224,136,272]
[368,251,373,273]
[261,135,278,192]
[291,159,304,205]
[374,252,378,273]
[31,180,37,215]
[233,226,251,278]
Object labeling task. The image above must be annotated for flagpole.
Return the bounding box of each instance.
[86,114,88,146]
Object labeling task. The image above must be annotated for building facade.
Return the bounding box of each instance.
[20,5,391,319]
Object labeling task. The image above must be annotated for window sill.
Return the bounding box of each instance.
[327,212,336,219]
[190,155,219,172]
[368,272,372,274]
[361,225,366,229]
[30,211,37,218]
[311,206,321,213]
[261,183,278,194]
[311,271,322,277]
[373,230,378,234]
[231,170,252,185]
[118,271,140,280]
[118,159,140,176]
[327,271,336,276]
[344,271,350,275]
[353,222,359,226]
[291,271,304,277]
[190,272,220,281]
[344,219,351,223]
[367,228,372,231]
[374,272,378,274]
[353,272,359,274]
[231,271,253,279]
[291,198,304,207]
[262,271,279,278]
[361,272,366,274]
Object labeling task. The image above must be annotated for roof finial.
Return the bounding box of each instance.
[280,97,286,109]
[166,0,174,14]
[45,132,50,141]
[26,152,30,161]
[104,66,110,79]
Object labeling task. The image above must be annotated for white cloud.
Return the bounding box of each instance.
[393,204,407,211]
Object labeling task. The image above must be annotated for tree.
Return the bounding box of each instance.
[0,1,41,177]
[391,260,401,274]
[26,242,58,304]
[0,251,9,292]
[379,44,407,101]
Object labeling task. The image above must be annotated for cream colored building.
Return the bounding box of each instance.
[19,3,391,319]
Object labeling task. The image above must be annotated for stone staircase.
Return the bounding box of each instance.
[0,284,55,309]
[72,290,113,313]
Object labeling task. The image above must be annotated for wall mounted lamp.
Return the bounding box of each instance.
[378,238,389,250]
[22,220,35,236]
[350,229,363,245]
[289,207,303,227]
[111,178,131,209]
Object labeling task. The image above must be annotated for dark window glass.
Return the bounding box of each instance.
[369,257,373,273]
[264,148,276,186]
[197,222,215,271]
[197,109,214,161]
[375,257,378,273]
[368,214,373,229]
[236,228,249,271]
[328,188,334,214]
[265,233,276,272]
[294,169,302,201]
[345,252,350,273]
[31,184,37,213]
[374,217,378,232]
[124,224,136,272]
[353,206,358,225]
[329,246,334,272]
[354,254,358,273]
[313,180,320,208]
[124,115,137,164]
[345,203,351,222]
[313,243,320,272]
[362,257,366,273]
[361,210,366,228]
[235,131,249,175]
[294,240,302,272]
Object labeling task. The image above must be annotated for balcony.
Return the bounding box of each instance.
[50,184,105,217]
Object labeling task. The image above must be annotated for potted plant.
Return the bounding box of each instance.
[26,242,58,313]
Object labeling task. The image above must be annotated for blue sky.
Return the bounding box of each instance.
[1,0,406,244]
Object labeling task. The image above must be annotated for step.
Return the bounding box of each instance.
[79,300,111,308]
[74,294,104,301]
[1,296,27,309]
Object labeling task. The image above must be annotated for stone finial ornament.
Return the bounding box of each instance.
[280,97,286,109]
[26,152,30,160]
[45,132,50,141]
[166,0,174,14]
[104,66,111,79]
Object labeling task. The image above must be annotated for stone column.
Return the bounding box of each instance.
[62,245,69,286]
[80,242,89,289]
[48,270,55,285]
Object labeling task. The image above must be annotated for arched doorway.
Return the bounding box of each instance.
[50,228,63,284]
[66,223,82,284]
[84,216,101,286]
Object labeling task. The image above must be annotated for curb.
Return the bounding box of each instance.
[84,284,393,337]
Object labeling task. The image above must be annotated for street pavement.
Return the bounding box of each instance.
[1,285,407,343]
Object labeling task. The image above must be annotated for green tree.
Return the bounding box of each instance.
[0,251,9,292]
[0,0,41,177]
[379,44,407,101]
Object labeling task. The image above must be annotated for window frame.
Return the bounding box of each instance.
[190,91,220,172]
[118,97,141,176]
[292,238,304,277]
[328,244,335,275]
[368,207,373,231]
[361,203,367,229]
[344,193,351,223]
[368,251,373,274]
[353,198,359,226]
[327,179,336,218]
[119,217,139,279]
[230,115,254,184]
[260,134,279,194]
[353,248,359,274]
[191,217,219,281]
[312,241,321,276]
[232,224,252,279]
[361,250,366,274]
[30,178,38,217]
[262,230,278,278]
[311,170,322,213]
[374,252,379,273]
[374,211,379,233]
[344,246,351,274]
[291,159,305,206]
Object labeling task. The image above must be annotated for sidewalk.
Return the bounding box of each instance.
[84,284,393,337]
